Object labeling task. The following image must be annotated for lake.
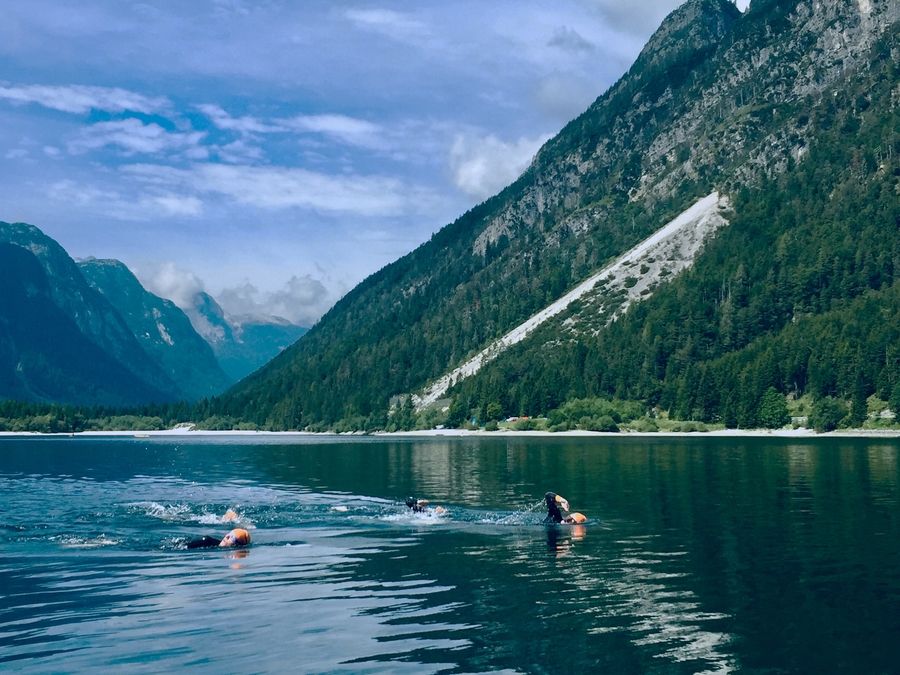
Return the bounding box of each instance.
[1,435,898,673]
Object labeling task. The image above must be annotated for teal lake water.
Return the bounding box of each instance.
[1,435,898,673]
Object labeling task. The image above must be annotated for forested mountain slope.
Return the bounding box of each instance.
[0,221,180,401]
[450,50,900,423]
[217,0,899,429]
[0,244,172,406]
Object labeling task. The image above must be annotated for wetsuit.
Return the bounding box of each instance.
[187,535,221,549]
[406,498,427,513]
[544,492,564,523]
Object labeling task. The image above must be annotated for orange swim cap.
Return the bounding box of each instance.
[223,509,238,522]
[219,528,251,547]
[567,512,587,524]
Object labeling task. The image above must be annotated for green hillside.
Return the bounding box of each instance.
[213,0,898,431]
[0,244,172,406]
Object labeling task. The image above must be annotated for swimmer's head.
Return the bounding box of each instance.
[545,492,570,513]
[219,528,251,547]
[405,498,429,511]
[223,509,238,522]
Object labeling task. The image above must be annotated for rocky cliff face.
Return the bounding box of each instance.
[476,0,896,259]
[79,259,232,400]
[216,0,898,428]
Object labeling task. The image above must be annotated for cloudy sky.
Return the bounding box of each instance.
[0,0,749,326]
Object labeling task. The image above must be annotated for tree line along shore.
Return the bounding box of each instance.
[1,392,897,436]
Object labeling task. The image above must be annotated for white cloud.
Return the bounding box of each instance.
[136,261,207,310]
[124,162,434,216]
[196,103,282,134]
[139,264,334,327]
[68,118,206,156]
[0,83,169,115]
[5,148,28,159]
[152,195,203,216]
[344,8,430,44]
[214,138,265,163]
[217,275,332,326]
[48,178,203,220]
[282,114,384,149]
[196,104,385,150]
[449,132,551,200]
[49,179,121,208]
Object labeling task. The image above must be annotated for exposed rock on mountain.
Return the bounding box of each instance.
[416,193,730,409]
[79,259,232,400]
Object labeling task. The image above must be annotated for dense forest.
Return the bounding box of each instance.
[449,33,899,429]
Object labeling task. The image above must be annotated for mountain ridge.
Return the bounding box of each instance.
[0,222,305,406]
[0,243,173,405]
[416,192,730,409]
[213,0,897,429]
[78,258,232,400]
[0,221,180,400]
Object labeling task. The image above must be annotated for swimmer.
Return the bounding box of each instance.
[223,509,239,522]
[544,492,587,525]
[405,497,447,515]
[405,497,428,512]
[186,528,251,549]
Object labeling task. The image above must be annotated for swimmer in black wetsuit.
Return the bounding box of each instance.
[405,497,428,512]
[187,528,251,549]
[544,492,567,523]
[544,492,587,524]
[405,497,447,515]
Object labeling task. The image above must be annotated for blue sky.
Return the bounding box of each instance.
[0,0,749,325]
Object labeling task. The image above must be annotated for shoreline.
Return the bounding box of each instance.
[0,428,897,439]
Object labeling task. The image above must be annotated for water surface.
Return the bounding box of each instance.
[1,435,898,673]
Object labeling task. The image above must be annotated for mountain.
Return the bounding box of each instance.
[183,290,233,346]
[216,317,308,382]
[212,0,898,429]
[78,259,232,400]
[0,221,181,402]
[0,243,173,406]
[183,292,307,382]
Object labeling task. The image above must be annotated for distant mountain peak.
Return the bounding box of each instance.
[184,291,233,345]
[0,240,174,405]
[181,291,307,382]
